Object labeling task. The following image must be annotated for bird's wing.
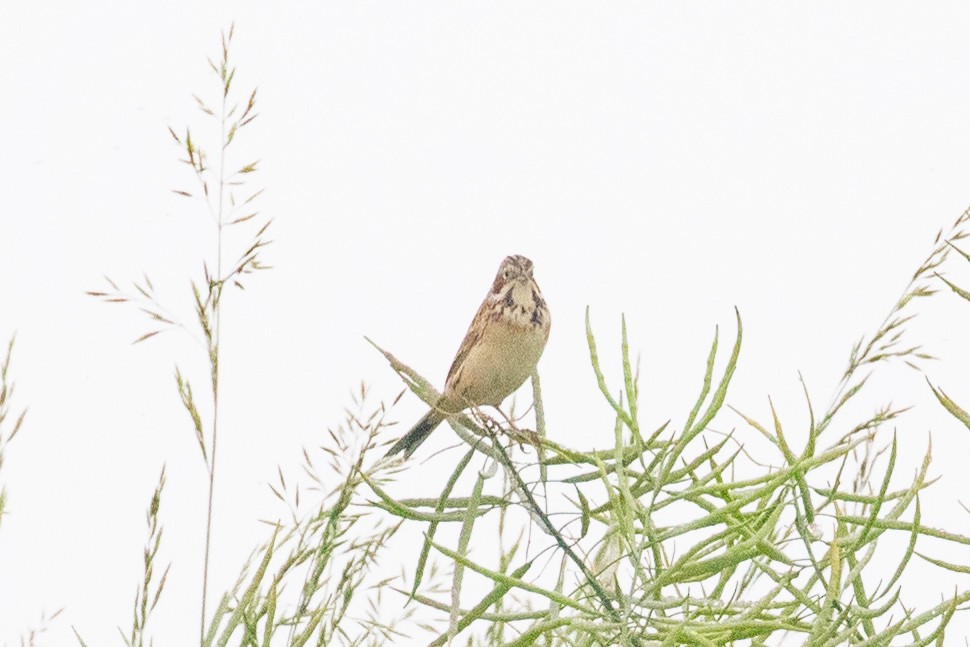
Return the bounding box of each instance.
[443,294,494,391]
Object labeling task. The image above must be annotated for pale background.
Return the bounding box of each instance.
[3,2,970,645]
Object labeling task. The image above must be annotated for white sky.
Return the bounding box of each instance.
[4,2,970,644]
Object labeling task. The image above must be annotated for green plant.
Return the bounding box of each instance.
[74,23,970,647]
[0,335,26,529]
[0,337,62,647]
[86,22,268,644]
[357,210,970,645]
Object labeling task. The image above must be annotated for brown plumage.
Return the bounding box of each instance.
[385,255,551,458]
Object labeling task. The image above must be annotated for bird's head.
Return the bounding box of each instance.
[490,255,535,294]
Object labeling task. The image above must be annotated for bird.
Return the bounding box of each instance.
[385,255,551,458]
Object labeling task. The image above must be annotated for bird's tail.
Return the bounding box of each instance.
[384,408,447,458]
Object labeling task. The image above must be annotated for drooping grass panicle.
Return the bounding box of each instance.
[127,467,170,647]
[85,23,271,646]
[0,336,59,644]
[196,389,411,646]
[0,335,27,528]
[823,208,970,435]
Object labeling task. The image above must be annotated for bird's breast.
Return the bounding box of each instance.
[451,306,549,407]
